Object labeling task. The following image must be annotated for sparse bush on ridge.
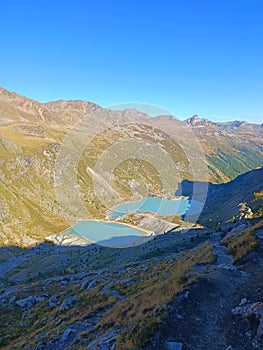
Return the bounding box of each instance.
[222,221,262,264]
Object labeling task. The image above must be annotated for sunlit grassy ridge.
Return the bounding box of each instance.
[221,220,262,264]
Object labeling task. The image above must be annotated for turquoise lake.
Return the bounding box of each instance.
[70,221,144,246]
[109,197,203,219]
[69,197,204,247]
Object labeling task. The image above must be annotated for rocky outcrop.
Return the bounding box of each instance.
[86,330,119,350]
[49,295,59,308]
[185,114,212,127]
[239,202,254,219]
[16,295,46,310]
[232,301,263,339]
[60,296,77,311]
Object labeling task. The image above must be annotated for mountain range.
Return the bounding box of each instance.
[0,87,263,349]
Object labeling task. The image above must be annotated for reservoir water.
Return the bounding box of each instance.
[70,220,145,247]
[69,197,204,247]
[109,197,203,219]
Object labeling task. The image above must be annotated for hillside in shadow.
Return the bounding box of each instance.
[0,223,214,348]
[176,167,263,227]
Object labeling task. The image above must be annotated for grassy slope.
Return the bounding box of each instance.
[222,220,262,264]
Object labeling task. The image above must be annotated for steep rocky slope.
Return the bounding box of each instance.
[178,167,263,227]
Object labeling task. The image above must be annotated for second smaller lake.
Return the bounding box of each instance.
[109,197,202,219]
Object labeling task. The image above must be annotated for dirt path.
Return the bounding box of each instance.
[148,230,263,350]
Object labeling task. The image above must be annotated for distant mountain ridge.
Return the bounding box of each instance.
[185,113,262,130]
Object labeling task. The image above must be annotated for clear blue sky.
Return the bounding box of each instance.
[1,0,263,123]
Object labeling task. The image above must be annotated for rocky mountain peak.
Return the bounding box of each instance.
[185,114,212,127]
